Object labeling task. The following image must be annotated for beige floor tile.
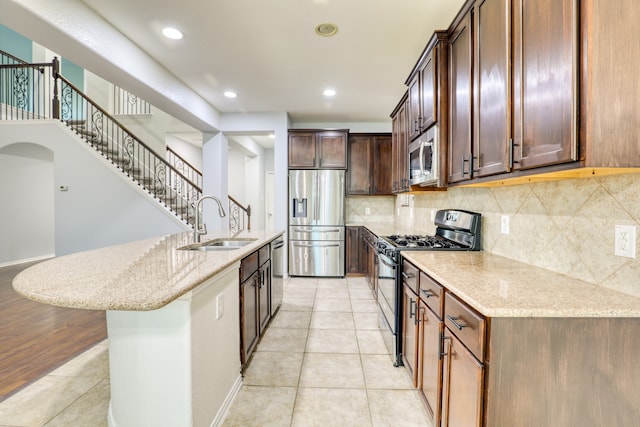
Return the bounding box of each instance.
[349,288,376,300]
[286,278,318,289]
[0,375,102,426]
[269,310,312,329]
[298,353,365,389]
[242,352,304,387]
[309,312,355,330]
[43,379,110,427]
[291,387,372,427]
[284,287,317,300]
[49,340,109,379]
[351,299,379,313]
[315,286,350,299]
[354,312,380,330]
[367,389,432,427]
[346,276,369,287]
[361,354,414,390]
[306,329,359,354]
[317,278,348,288]
[313,298,352,312]
[256,327,308,353]
[222,386,296,427]
[280,298,315,312]
[356,330,389,355]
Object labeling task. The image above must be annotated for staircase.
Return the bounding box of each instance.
[0,53,200,226]
[0,52,255,231]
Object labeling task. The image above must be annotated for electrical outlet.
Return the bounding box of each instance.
[615,225,636,258]
[430,209,436,221]
[216,293,224,319]
[500,215,510,234]
[365,207,370,216]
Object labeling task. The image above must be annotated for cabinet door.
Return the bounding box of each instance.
[474,0,510,177]
[259,262,271,332]
[419,302,443,425]
[513,0,578,169]
[448,12,474,183]
[317,131,347,168]
[372,135,393,195]
[402,284,419,386]
[346,226,361,274]
[441,330,483,427]
[391,97,409,193]
[407,74,421,141]
[288,132,317,168]
[241,272,260,364]
[347,135,372,195]
[420,50,437,131]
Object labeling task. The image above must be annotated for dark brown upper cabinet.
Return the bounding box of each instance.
[347,133,392,196]
[391,93,410,193]
[288,129,348,169]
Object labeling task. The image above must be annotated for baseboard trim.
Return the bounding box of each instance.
[210,375,243,427]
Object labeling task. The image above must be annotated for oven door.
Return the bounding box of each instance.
[377,250,400,365]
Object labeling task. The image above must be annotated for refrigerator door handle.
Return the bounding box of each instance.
[314,170,320,223]
[293,228,341,234]
[291,242,341,248]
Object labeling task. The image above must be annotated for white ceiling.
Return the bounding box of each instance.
[78,0,465,125]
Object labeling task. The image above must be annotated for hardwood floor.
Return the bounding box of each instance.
[0,260,107,402]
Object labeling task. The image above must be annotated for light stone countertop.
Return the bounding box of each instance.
[402,251,640,318]
[13,229,284,311]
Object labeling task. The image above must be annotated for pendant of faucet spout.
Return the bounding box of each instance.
[193,195,227,242]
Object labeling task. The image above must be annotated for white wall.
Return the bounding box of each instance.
[0,121,189,265]
[0,143,54,265]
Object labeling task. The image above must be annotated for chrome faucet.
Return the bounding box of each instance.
[193,195,227,242]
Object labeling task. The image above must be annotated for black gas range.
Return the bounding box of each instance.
[376,209,482,366]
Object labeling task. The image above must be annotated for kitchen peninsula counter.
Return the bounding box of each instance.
[13,229,283,427]
[402,251,640,317]
[13,229,283,311]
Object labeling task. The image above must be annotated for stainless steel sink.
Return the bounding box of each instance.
[178,238,257,252]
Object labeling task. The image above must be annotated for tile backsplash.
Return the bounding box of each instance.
[346,196,395,223]
[394,173,640,298]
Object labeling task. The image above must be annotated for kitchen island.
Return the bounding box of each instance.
[13,229,284,427]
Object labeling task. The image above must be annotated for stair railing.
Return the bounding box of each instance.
[0,54,201,225]
[166,146,203,191]
[228,195,251,232]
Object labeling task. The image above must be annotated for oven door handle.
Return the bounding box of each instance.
[377,254,396,269]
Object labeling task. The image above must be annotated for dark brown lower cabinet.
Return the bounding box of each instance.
[240,244,272,367]
[402,284,419,385]
[240,271,259,365]
[418,300,443,426]
[441,329,484,427]
[346,226,361,275]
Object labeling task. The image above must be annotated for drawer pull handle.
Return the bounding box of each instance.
[446,315,467,330]
[401,272,413,280]
[421,289,435,298]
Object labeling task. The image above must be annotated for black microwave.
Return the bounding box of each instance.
[408,126,439,187]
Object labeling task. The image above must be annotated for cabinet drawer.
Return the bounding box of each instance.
[419,271,443,319]
[258,244,270,266]
[444,292,485,361]
[240,251,259,283]
[401,260,420,293]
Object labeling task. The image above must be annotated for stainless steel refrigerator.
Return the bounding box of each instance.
[288,169,345,277]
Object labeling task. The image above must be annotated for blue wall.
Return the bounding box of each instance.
[0,24,32,61]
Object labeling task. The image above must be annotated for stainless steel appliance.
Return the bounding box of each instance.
[376,209,481,366]
[408,125,439,187]
[288,169,345,277]
[270,235,284,314]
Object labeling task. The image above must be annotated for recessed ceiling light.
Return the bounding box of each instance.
[224,91,237,98]
[323,88,336,97]
[162,27,183,40]
[315,23,338,37]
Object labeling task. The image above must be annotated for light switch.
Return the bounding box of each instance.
[216,293,224,319]
[500,215,510,234]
